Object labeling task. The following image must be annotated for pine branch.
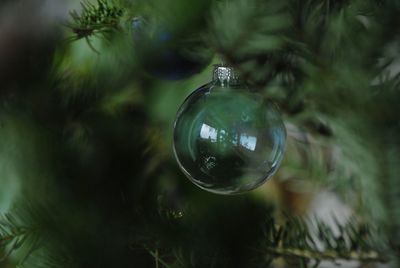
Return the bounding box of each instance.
[0,213,39,264]
[266,246,385,262]
[137,205,388,268]
[0,204,80,268]
[67,0,124,44]
[0,202,67,267]
[146,248,173,268]
[0,230,28,244]
[261,215,388,266]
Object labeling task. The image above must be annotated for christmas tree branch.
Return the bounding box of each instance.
[67,0,124,43]
[0,229,28,243]
[265,246,385,262]
[146,248,172,268]
[138,208,388,268]
[0,213,38,263]
[260,215,388,266]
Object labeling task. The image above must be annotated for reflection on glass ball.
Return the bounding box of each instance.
[173,77,286,194]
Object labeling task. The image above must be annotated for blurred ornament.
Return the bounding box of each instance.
[131,17,212,80]
[173,65,286,194]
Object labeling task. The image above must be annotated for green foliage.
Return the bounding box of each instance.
[262,215,387,266]
[1,0,400,267]
[134,206,388,267]
[210,0,292,87]
[208,0,398,223]
[0,208,40,266]
[68,0,124,51]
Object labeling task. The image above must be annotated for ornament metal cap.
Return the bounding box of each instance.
[213,64,241,86]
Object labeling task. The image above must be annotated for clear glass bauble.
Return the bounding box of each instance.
[173,65,286,194]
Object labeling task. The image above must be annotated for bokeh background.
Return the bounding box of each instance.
[1,0,399,267]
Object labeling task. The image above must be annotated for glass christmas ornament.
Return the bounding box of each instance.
[173,65,286,194]
[131,17,212,80]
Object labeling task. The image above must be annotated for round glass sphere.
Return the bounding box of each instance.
[173,66,286,194]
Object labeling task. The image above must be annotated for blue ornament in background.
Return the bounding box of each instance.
[173,65,287,194]
[131,17,213,80]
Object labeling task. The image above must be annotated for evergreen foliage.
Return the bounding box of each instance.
[1,0,400,267]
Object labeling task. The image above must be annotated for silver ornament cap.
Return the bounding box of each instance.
[213,64,241,86]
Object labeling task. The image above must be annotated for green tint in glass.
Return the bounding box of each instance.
[173,65,286,194]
